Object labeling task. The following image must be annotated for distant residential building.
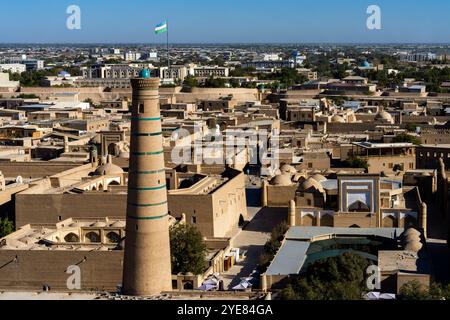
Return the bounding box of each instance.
[399,52,437,62]
[81,64,141,79]
[193,66,229,78]
[296,68,317,81]
[0,64,26,74]
[242,60,295,69]
[7,58,44,71]
[158,65,188,81]
[261,53,281,61]
[123,51,141,61]
[141,52,158,62]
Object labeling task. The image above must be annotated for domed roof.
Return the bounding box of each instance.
[270,173,293,186]
[404,228,421,238]
[402,228,423,252]
[300,177,324,192]
[404,239,423,252]
[118,151,130,158]
[311,174,327,182]
[139,68,151,78]
[375,111,393,122]
[292,173,307,182]
[110,221,126,228]
[330,115,345,123]
[403,233,421,244]
[280,164,297,175]
[94,156,124,176]
[91,221,107,227]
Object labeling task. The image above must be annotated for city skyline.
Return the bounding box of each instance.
[1,0,450,44]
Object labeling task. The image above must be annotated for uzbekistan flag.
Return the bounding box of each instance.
[155,21,168,34]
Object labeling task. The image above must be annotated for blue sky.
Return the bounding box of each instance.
[1,0,449,43]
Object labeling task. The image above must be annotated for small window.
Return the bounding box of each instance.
[58,216,62,221]
[192,216,197,224]
[138,104,145,114]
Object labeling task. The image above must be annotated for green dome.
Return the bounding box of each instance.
[139,68,151,78]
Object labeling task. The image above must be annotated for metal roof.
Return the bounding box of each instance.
[265,227,403,276]
[266,240,310,276]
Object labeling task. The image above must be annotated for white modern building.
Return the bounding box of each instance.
[0,64,27,74]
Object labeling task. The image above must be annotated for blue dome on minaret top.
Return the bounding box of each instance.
[139,68,151,78]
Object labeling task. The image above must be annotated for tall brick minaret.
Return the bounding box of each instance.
[122,69,172,295]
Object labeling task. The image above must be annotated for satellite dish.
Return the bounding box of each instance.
[16,176,23,184]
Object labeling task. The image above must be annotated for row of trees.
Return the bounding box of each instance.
[400,280,450,300]
[183,68,307,89]
[7,66,81,87]
[259,221,290,271]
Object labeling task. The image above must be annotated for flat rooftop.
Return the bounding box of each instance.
[353,142,414,149]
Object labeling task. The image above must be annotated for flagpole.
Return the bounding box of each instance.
[167,19,170,75]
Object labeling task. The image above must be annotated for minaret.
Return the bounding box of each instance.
[122,69,172,296]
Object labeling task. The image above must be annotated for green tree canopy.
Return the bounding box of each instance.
[345,155,369,170]
[400,280,450,300]
[203,77,226,88]
[393,133,422,145]
[170,224,207,275]
[259,221,289,270]
[0,218,14,238]
[183,75,198,87]
[280,252,371,300]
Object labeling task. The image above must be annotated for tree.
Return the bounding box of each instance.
[393,133,422,145]
[405,123,419,133]
[280,252,371,300]
[399,280,431,300]
[16,94,39,99]
[0,218,14,238]
[259,221,289,270]
[170,224,207,275]
[399,281,450,300]
[229,66,256,77]
[203,77,226,88]
[183,75,198,87]
[258,68,308,89]
[345,155,369,170]
[83,98,95,106]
